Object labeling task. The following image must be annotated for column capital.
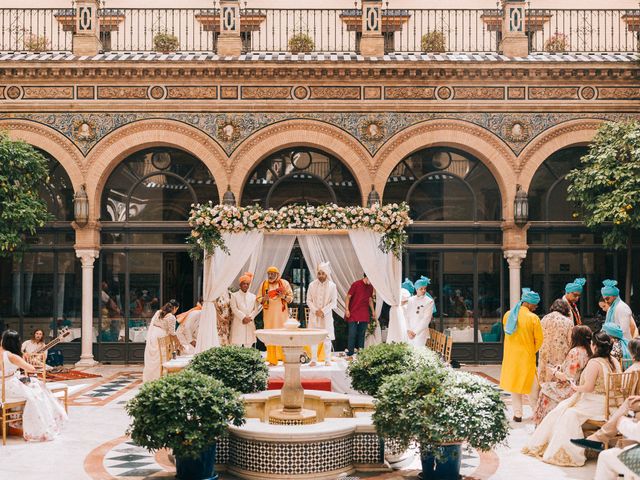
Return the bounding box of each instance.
[75,248,100,266]
[503,249,527,267]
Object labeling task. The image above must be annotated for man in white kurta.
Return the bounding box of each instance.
[602,279,636,341]
[406,276,435,347]
[307,262,338,366]
[230,272,259,347]
[176,303,202,354]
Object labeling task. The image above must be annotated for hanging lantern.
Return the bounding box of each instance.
[74,184,89,227]
[514,184,528,226]
[222,185,236,206]
[367,185,380,207]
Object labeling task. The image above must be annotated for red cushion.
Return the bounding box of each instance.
[267,378,332,392]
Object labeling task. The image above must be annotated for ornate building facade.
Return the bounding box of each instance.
[0,1,639,363]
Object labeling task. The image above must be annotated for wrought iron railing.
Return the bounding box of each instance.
[530,9,639,53]
[0,8,72,52]
[0,7,638,54]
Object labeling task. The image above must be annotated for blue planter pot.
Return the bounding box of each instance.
[175,444,218,480]
[419,444,462,480]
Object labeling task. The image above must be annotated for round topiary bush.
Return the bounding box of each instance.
[126,370,245,459]
[346,343,444,397]
[188,345,269,394]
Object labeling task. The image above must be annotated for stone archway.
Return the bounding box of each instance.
[229,119,373,206]
[373,119,517,220]
[85,119,229,221]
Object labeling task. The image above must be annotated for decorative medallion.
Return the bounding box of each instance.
[6,86,22,100]
[436,86,452,100]
[149,86,166,100]
[72,120,96,141]
[580,86,597,100]
[216,117,241,142]
[360,119,385,141]
[292,86,309,100]
[505,120,529,142]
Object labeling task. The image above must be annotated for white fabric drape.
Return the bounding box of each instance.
[297,234,361,317]
[197,231,263,353]
[348,229,406,343]
[246,234,297,297]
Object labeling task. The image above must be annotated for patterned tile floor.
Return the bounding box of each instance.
[70,372,142,406]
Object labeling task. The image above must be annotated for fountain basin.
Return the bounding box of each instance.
[255,328,328,347]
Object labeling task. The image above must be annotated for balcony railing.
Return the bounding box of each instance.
[0,7,638,55]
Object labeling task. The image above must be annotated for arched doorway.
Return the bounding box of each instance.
[384,147,505,363]
[98,147,219,362]
[0,149,81,358]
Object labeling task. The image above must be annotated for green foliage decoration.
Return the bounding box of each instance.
[0,132,52,256]
[126,370,245,459]
[153,32,180,52]
[288,33,315,54]
[421,31,446,53]
[373,368,509,454]
[188,345,269,394]
[346,342,445,397]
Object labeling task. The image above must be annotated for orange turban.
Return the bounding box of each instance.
[267,266,280,274]
[239,272,254,284]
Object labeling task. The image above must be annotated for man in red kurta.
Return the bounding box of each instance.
[345,274,375,358]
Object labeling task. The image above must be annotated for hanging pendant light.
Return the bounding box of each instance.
[514,184,528,226]
[74,184,89,227]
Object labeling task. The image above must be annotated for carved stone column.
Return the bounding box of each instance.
[500,0,529,57]
[217,0,242,57]
[504,249,527,309]
[72,0,102,56]
[360,0,385,57]
[75,249,99,367]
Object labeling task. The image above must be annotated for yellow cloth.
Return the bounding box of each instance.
[499,305,543,395]
[303,343,326,363]
[262,278,293,365]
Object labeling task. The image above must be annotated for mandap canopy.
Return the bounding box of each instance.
[188,202,412,352]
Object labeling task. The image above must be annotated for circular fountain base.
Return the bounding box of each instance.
[268,408,318,426]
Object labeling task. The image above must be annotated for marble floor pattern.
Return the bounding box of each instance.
[0,363,597,480]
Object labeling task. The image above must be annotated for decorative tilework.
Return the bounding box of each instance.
[70,372,142,406]
[353,433,384,464]
[103,440,163,478]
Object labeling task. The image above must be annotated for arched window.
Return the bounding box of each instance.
[101,148,218,222]
[529,146,588,221]
[36,149,74,222]
[384,147,501,221]
[241,148,361,208]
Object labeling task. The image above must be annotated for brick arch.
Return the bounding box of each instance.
[229,119,373,206]
[372,119,517,220]
[85,119,229,221]
[518,119,604,191]
[0,119,85,192]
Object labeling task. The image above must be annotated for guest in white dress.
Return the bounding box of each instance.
[307,262,338,366]
[1,330,67,442]
[21,329,46,354]
[230,272,259,347]
[142,299,180,383]
[406,276,435,347]
[176,298,202,354]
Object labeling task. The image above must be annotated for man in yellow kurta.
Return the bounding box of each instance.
[257,266,293,365]
[499,288,543,423]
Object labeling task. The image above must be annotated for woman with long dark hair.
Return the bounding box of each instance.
[533,325,592,425]
[0,330,67,441]
[524,331,621,466]
[142,299,180,382]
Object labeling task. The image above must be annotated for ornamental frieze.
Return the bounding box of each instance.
[0,111,637,158]
[22,86,74,100]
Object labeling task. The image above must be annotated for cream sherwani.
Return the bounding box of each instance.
[307,278,337,362]
[176,310,201,354]
[613,299,635,341]
[406,294,434,347]
[230,290,258,347]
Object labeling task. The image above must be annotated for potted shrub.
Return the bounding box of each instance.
[126,370,245,480]
[544,33,569,53]
[288,32,315,54]
[373,368,509,480]
[153,31,180,53]
[347,342,444,397]
[421,31,446,53]
[188,345,269,394]
[24,34,49,52]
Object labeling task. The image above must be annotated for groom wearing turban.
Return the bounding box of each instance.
[258,266,293,365]
[306,262,338,366]
[602,279,636,341]
[230,272,259,347]
[562,277,586,326]
[499,288,543,422]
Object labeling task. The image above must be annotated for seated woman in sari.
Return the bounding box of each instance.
[533,325,592,425]
[523,331,621,467]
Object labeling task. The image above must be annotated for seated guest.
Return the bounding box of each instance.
[176,298,202,354]
[0,330,67,441]
[593,422,640,479]
[533,325,592,425]
[523,332,621,466]
[21,329,46,354]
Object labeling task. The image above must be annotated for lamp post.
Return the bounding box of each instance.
[514,184,528,226]
[74,184,89,227]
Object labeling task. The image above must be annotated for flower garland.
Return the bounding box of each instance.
[188,202,412,258]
